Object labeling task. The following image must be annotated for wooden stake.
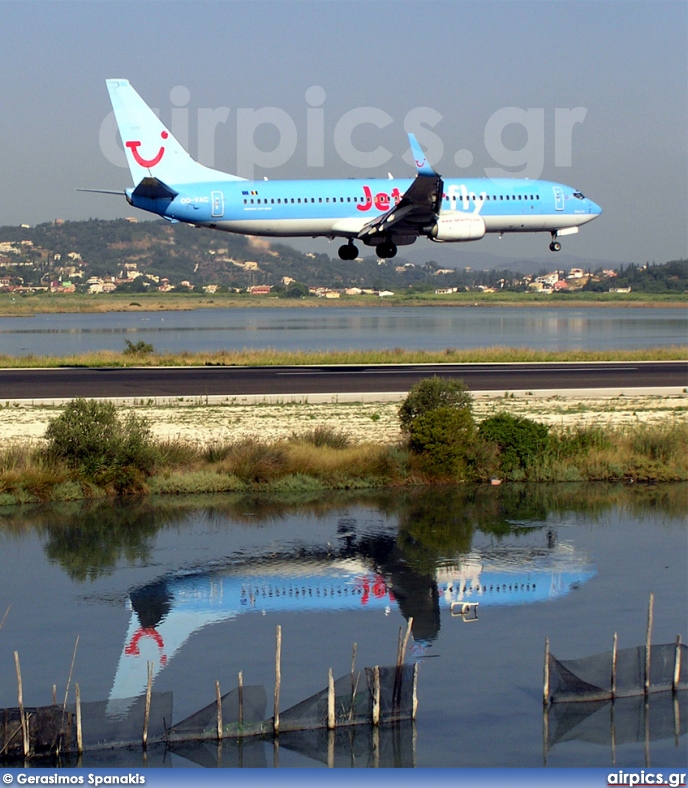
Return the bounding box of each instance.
[611,700,617,765]
[14,651,28,758]
[216,680,223,741]
[611,632,618,699]
[62,635,80,714]
[52,685,56,706]
[75,683,83,755]
[412,662,419,720]
[372,666,380,726]
[645,593,654,696]
[327,668,335,730]
[0,604,10,633]
[673,634,682,692]
[327,729,335,768]
[543,637,550,707]
[350,642,357,695]
[400,617,413,663]
[644,698,651,768]
[238,670,244,727]
[274,625,281,736]
[142,661,152,748]
[372,725,380,768]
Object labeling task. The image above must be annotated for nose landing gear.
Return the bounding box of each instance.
[549,232,562,252]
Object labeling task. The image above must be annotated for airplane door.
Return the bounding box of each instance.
[211,191,224,218]
[553,187,564,211]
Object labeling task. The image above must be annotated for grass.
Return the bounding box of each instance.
[1,420,687,505]
[0,290,686,319]
[0,345,685,369]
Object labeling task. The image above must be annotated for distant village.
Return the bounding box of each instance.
[0,217,682,298]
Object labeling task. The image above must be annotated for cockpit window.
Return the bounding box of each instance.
[573,191,585,199]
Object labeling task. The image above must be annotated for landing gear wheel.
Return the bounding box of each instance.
[376,241,398,259]
[549,241,561,252]
[338,242,359,261]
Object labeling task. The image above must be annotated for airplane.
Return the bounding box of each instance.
[96,79,602,260]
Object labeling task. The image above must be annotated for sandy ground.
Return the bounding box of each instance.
[1,393,686,446]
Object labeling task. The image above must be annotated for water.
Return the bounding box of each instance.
[0,306,685,356]
[0,484,685,768]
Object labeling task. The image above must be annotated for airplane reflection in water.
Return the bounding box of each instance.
[108,529,595,712]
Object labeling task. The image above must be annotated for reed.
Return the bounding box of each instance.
[0,344,685,369]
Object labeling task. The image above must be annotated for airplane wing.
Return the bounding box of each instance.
[357,133,444,243]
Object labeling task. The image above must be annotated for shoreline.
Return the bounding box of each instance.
[0,293,686,318]
[1,391,686,506]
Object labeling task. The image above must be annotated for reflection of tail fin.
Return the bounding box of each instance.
[106,79,244,186]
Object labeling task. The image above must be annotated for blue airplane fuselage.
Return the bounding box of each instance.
[128,176,600,241]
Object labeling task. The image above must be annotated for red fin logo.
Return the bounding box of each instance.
[124,627,168,665]
[126,131,168,168]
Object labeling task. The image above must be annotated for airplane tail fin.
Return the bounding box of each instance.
[106,79,244,185]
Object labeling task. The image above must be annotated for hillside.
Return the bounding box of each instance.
[0,218,685,295]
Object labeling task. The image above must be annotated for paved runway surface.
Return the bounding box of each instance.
[0,362,685,400]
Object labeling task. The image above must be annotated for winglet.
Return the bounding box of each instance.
[408,133,437,177]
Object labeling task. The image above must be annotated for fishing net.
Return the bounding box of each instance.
[549,643,686,703]
[1,665,415,760]
[547,689,686,749]
[278,665,415,732]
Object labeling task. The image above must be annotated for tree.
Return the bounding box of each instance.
[399,376,472,434]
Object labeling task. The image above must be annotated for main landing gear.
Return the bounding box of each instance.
[549,232,561,252]
[375,240,397,259]
[338,241,359,260]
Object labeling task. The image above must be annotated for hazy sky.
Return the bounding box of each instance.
[1,0,686,265]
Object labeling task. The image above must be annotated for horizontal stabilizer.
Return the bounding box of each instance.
[75,188,126,195]
[131,177,178,201]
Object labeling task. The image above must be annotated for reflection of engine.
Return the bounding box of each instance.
[130,580,172,628]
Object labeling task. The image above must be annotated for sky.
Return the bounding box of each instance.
[0,0,686,266]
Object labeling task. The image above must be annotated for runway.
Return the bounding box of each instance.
[0,361,685,401]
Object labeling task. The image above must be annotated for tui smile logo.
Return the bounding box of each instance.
[126,131,168,168]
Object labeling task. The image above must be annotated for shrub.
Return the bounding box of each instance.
[290,425,351,449]
[123,339,155,356]
[407,406,476,479]
[478,413,549,473]
[630,423,687,464]
[399,376,472,434]
[547,426,612,460]
[218,439,288,483]
[44,399,158,492]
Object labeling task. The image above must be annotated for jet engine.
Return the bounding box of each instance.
[429,214,486,242]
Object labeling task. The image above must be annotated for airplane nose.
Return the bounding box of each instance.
[588,200,602,215]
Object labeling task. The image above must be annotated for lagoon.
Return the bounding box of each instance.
[0,484,685,768]
[0,306,686,357]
